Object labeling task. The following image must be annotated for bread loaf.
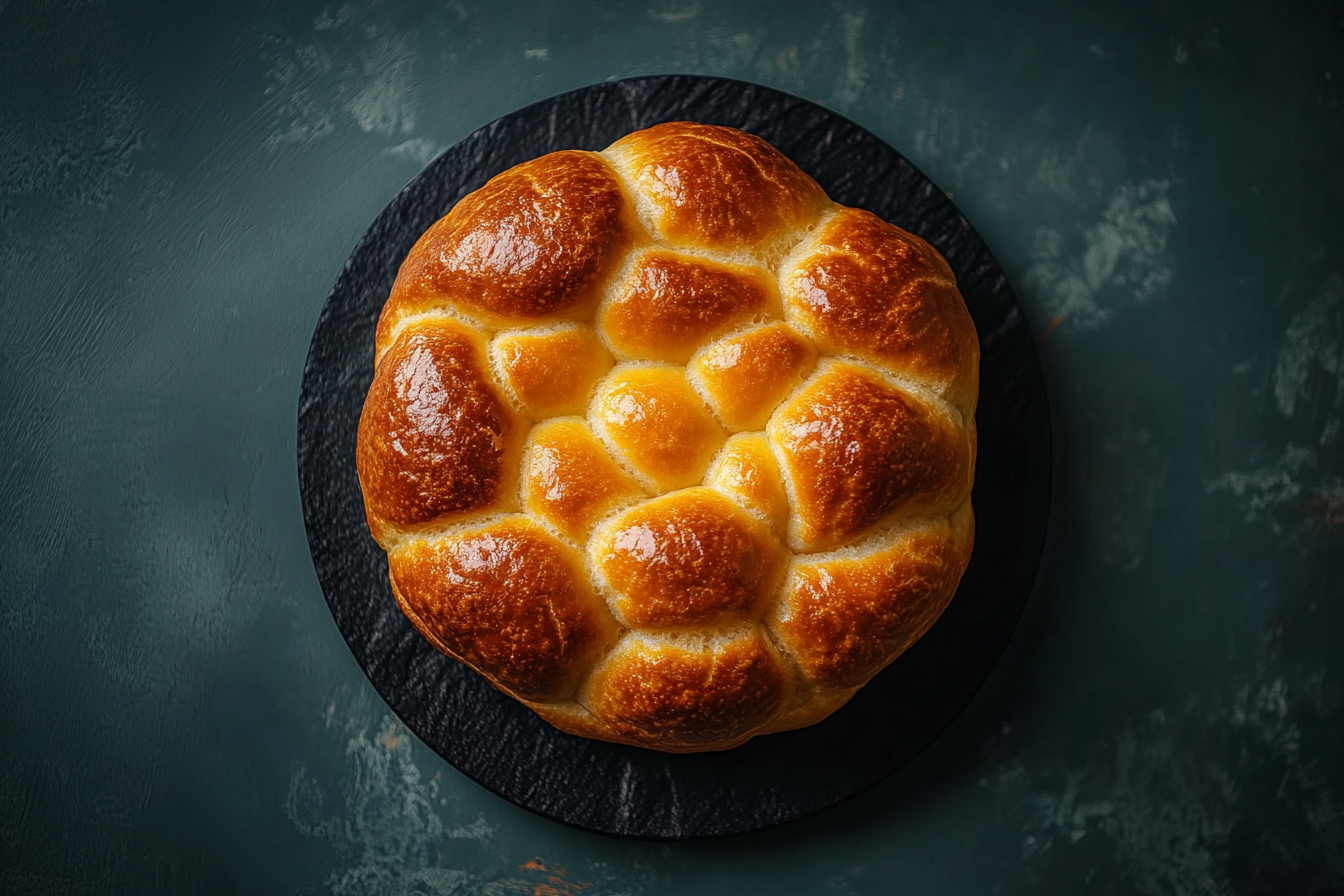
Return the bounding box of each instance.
[356,123,978,752]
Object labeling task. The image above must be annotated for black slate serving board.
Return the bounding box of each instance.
[297,75,1052,839]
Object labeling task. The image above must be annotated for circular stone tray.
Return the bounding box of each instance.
[297,75,1052,839]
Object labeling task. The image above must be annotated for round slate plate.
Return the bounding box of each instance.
[297,75,1052,839]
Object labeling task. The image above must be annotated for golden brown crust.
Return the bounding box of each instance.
[590,365,726,492]
[604,122,828,254]
[592,488,786,628]
[769,361,973,551]
[491,324,613,419]
[389,517,620,701]
[376,151,634,341]
[705,433,791,534]
[521,418,643,542]
[601,251,777,363]
[582,627,789,749]
[689,322,818,431]
[356,324,520,538]
[769,506,974,689]
[783,208,979,413]
[356,122,979,753]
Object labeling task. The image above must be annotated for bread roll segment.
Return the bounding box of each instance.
[357,123,978,752]
[375,151,635,341]
[590,487,786,628]
[603,122,829,260]
[600,250,778,364]
[688,321,819,431]
[705,433,791,534]
[768,360,973,552]
[388,516,620,702]
[580,624,790,750]
[356,322,523,543]
[521,418,643,542]
[781,207,981,416]
[490,323,613,420]
[767,503,975,690]
[589,364,727,493]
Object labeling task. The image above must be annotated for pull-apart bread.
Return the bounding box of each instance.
[356,122,979,752]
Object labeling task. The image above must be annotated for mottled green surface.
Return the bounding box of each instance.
[2,1,1342,893]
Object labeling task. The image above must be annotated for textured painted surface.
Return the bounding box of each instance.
[1,0,1342,891]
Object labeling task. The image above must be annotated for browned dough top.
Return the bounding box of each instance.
[357,325,519,534]
[356,123,978,752]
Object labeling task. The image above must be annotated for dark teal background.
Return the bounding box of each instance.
[2,1,1342,893]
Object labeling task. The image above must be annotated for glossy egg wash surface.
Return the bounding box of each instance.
[355,122,979,752]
